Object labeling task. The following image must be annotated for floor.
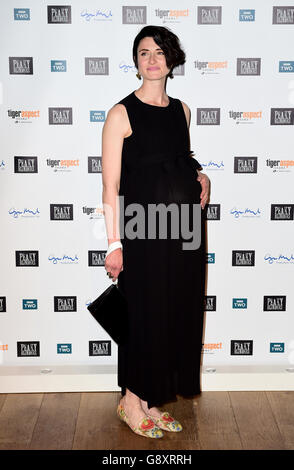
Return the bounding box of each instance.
[0,391,293,450]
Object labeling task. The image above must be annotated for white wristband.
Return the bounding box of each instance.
[106,241,122,258]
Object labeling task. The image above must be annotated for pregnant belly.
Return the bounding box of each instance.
[123,159,201,206]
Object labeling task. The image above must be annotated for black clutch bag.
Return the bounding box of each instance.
[87,283,128,345]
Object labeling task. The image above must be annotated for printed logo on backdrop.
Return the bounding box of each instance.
[47,5,71,23]
[80,8,113,22]
[197,108,220,125]
[90,111,105,122]
[173,64,185,76]
[54,296,77,312]
[237,58,261,76]
[232,298,247,309]
[231,340,253,356]
[122,6,147,24]
[88,250,106,266]
[272,6,294,24]
[23,299,38,310]
[83,206,104,220]
[266,158,294,173]
[232,250,255,267]
[234,157,257,173]
[88,157,102,173]
[14,156,38,173]
[204,296,216,311]
[17,341,40,357]
[16,251,39,267]
[51,60,67,72]
[85,299,92,308]
[271,204,294,220]
[14,8,30,20]
[154,8,189,24]
[0,160,5,170]
[119,61,137,74]
[47,158,79,172]
[85,58,109,75]
[230,207,261,218]
[239,9,255,21]
[49,107,72,125]
[201,160,224,171]
[205,204,220,220]
[89,340,111,356]
[9,57,33,75]
[9,207,40,218]
[57,344,72,354]
[48,254,78,264]
[8,109,40,123]
[197,6,222,24]
[194,60,228,75]
[229,110,262,124]
[263,296,286,311]
[270,343,285,353]
[0,297,7,313]
[279,61,294,73]
[201,342,222,354]
[50,204,73,220]
[264,253,294,264]
[0,344,8,355]
[270,108,294,125]
[206,253,215,264]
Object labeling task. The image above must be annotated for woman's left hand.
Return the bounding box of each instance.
[196,171,210,209]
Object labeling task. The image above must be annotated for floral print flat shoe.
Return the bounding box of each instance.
[148,411,183,432]
[117,403,164,438]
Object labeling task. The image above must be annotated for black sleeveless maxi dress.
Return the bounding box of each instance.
[116,90,206,409]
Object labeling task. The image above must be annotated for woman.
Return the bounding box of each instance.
[102,25,210,439]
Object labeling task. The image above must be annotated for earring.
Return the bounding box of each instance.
[136,71,141,80]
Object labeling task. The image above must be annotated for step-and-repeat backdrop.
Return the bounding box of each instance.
[0,1,293,370]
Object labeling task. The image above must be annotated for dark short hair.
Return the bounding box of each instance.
[132,25,186,78]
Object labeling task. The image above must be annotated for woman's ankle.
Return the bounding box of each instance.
[122,390,142,408]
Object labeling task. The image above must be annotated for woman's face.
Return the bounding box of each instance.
[135,36,171,80]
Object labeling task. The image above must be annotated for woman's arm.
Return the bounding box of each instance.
[101,104,130,280]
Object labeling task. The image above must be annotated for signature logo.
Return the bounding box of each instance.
[9,208,40,218]
[80,9,113,21]
[48,254,79,265]
[264,253,294,264]
[230,207,261,218]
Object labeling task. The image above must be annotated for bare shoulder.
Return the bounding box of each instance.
[180,100,191,126]
[106,103,127,122]
[104,103,129,136]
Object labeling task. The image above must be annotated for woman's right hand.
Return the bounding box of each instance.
[105,248,123,282]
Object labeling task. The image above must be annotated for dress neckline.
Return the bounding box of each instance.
[133,91,171,108]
